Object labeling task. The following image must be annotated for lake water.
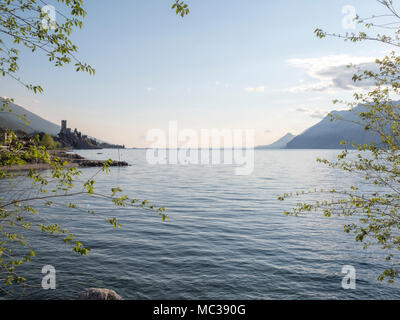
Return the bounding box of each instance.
[2,149,400,299]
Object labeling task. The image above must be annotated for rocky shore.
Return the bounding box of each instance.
[1,150,129,171]
[54,150,129,167]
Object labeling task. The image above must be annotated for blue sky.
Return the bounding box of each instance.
[0,0,390,147]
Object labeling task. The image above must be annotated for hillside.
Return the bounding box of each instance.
[256,133,296,149]
[287,106,380,149]
[0,99,60,135]
[0,98,124,149]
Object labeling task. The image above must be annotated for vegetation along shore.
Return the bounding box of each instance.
[0,127,128,171]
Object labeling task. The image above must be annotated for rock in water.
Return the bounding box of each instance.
[77,288,123,300]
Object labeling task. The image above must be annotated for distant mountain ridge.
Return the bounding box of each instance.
[0,98,60,135]
[256,133,296,149]
[256,105,386,150]
[1,99,386,150]
[286,105,381,149]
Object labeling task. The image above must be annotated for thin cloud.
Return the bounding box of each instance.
[245,86,265,93]
[295,107,328,119]
[286,54,379,93]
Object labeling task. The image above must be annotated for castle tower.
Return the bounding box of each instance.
[61,120,67,132]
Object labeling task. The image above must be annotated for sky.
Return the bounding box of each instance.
[0,0,393,147]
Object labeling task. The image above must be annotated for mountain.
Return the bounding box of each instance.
[0,98,124,149]
[287,106,380,149]
[0,99,60,135]
[256,133,296,149]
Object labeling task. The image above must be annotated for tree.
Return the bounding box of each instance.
[280,0,400,283]
[0,0,189,290]
[40,133,55,149]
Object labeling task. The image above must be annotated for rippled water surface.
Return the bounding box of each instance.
[2,149,400,299]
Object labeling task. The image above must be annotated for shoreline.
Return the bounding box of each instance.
[0,149,129,172]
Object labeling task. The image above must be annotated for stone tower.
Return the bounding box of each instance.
[61,120,67,132]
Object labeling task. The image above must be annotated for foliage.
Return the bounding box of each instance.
[0,0,188,292]
[280,0,400,283]
[172,0,190,17]
[39,134,55,150]
[0,0,94,93]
